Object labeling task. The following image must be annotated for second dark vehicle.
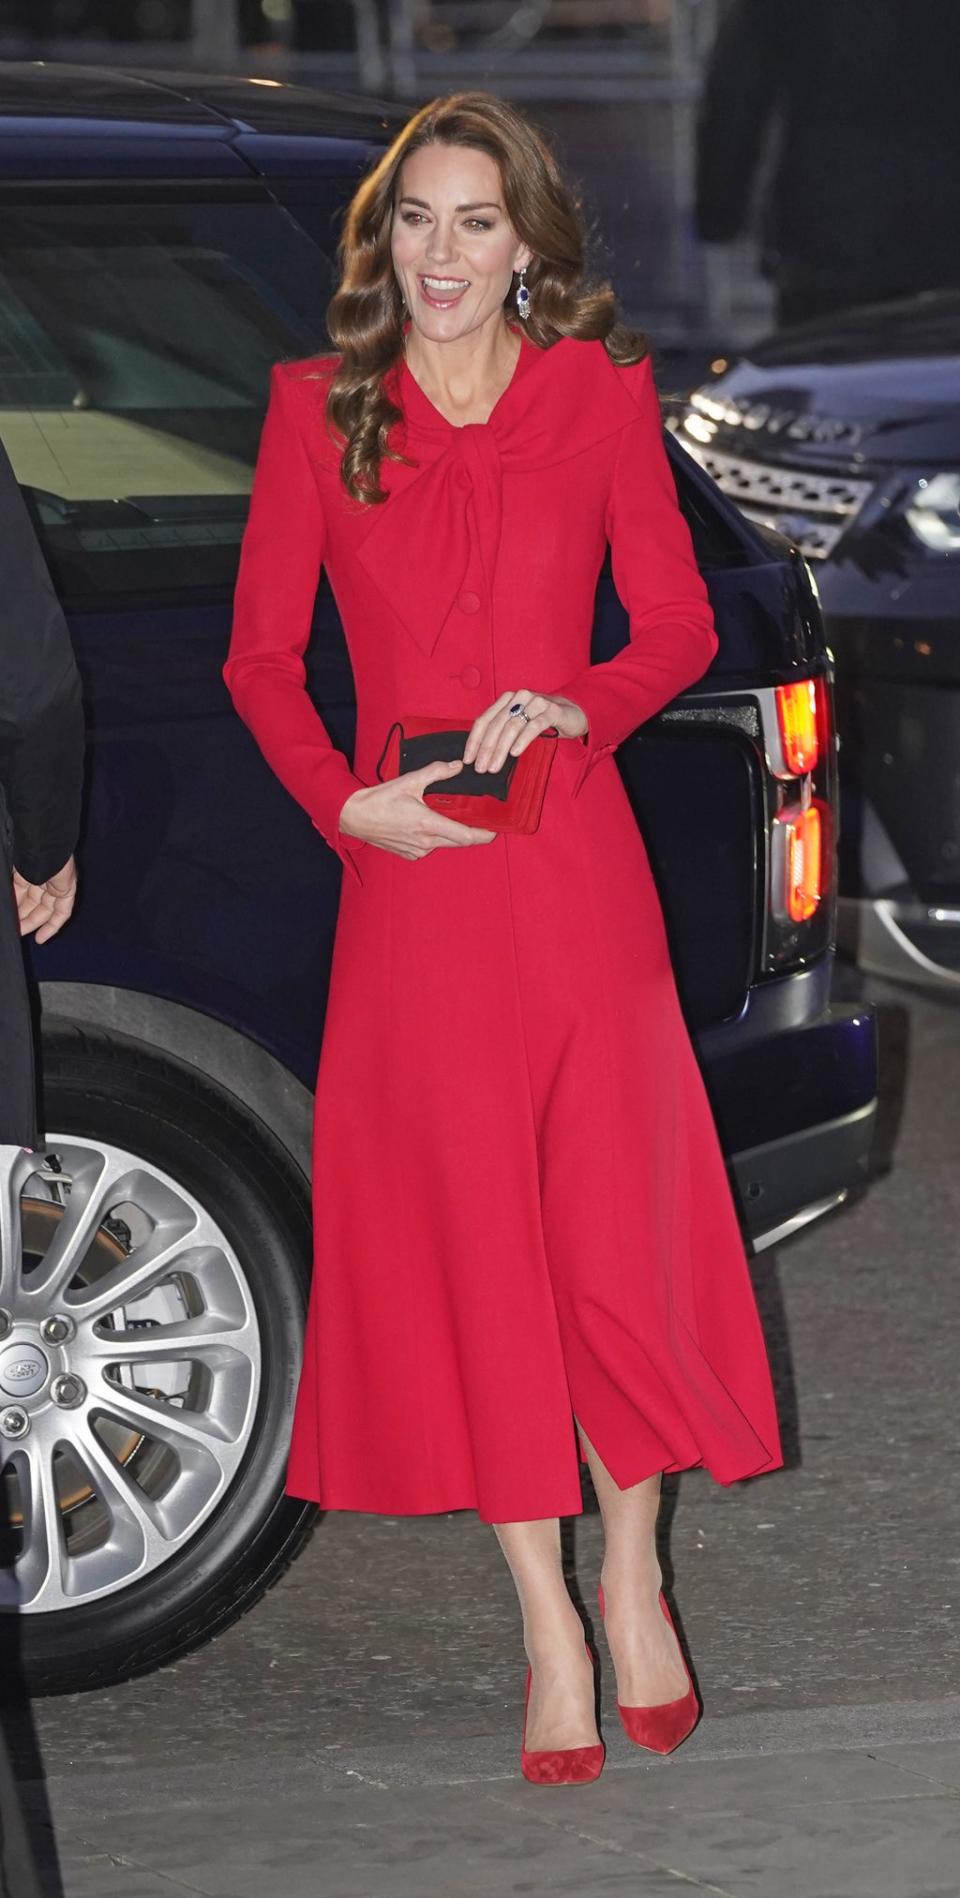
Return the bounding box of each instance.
[668,290,960,995]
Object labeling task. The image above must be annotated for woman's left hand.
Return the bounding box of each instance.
[462,690,587,774]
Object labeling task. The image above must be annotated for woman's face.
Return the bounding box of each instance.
[390,142,532,344]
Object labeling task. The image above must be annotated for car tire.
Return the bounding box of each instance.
[5,1020,317,1696]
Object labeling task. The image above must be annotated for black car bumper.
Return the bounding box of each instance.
[731,1096,876,1246]
[696,971,879,1248]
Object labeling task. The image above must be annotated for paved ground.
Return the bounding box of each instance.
[19,1716,960,1897]
[7,962,960,1896]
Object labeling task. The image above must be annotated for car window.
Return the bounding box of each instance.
[0,197,337,607]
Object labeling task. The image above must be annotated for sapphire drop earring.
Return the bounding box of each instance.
[515,266,531,321]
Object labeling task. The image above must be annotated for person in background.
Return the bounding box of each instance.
[0,436,84,1898]
[695,0,960,329]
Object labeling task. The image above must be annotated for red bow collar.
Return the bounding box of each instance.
[354,336,642,660]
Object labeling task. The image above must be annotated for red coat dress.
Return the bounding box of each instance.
[225,332,783,1523]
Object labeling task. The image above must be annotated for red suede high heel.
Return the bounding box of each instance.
[597,1582,700,1754]
[520,1642,606,1785]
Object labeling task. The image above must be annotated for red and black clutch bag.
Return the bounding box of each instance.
[375,714,559,834]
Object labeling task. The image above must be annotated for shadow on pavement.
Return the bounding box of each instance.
[869,998,912,1177]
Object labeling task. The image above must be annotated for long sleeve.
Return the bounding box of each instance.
[0,439,84,886]
[224,363,368,885]
[554,355,719,798]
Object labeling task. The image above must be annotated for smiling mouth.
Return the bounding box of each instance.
[418,276,470,307]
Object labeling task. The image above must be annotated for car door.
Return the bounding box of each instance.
[0,179,353,1080]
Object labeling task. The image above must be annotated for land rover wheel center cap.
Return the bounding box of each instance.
[0,1340,50,1398]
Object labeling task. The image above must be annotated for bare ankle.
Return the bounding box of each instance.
[600,1554,664,1600]
[522,1602,589,1670]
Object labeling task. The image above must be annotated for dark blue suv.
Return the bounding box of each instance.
[0,63,876,1695]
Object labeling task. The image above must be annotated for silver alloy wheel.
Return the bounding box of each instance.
[0,1138,262,1612]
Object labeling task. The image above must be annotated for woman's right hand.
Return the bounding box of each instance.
[339,760,498,861]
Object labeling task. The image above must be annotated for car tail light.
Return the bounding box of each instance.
[775,680,820,775]
[760,666,837,972]
[784,803,823,920]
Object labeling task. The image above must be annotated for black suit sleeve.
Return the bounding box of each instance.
[0,437,84,886]
[694,0,786,243]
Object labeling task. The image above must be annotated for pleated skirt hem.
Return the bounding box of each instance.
[283,1434,784,1526]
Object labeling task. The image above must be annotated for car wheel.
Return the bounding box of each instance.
[0,1021,317,1695]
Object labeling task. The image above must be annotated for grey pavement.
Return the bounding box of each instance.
[10,964,960,1896]
[18,1715,960,1898]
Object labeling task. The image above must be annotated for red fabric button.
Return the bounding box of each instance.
[458,591,481,614]
[459,665,482,689]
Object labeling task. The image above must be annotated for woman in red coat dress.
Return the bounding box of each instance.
[225,92,783,1785]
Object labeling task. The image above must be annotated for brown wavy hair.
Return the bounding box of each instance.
[320,91,648,504]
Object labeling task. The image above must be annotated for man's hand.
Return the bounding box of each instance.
[13,855,78,943]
